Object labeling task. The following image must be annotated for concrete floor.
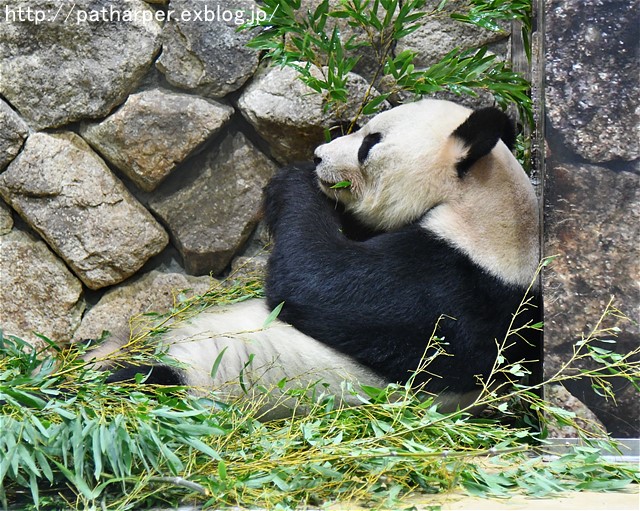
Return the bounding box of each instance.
[406,487,640,510]
[167,486,639,510]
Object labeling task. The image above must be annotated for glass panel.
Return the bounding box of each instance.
[541,0,639,438]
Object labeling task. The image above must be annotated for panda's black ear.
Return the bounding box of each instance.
[452,107,516,177]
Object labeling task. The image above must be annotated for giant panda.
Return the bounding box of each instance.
[91,99,541,417]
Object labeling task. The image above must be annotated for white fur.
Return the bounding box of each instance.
[166,299,385,389]
[92,299,387,418]
[422,142,540,287]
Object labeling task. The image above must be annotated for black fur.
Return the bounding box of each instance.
[105,364,185,385]
[453,107,516,177]
[263,164,538,395]
[358,132,382,163]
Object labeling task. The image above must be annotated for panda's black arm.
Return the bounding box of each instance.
[263,164,343,238]
[264,165,445,346]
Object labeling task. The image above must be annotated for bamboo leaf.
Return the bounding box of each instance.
[263,302,285,328]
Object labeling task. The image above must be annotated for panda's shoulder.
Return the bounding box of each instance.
[367,225,479,274]
[381,224,526,295]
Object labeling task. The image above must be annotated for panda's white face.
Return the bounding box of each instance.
[314,100,473,230]
[314,99,540,287]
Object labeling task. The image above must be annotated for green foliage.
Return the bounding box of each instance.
[385,47,531,115]
[451,0,532,59]
[330,180,352,189]
[244,0,533,128]
[1,275,639,510]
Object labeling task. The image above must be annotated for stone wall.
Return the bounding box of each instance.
[0,0,509,347]
[543,0,639,437]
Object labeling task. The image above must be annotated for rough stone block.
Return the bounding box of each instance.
[237,65,386,163]
[546,0,639,161]
[0,132,169,289]
[156,0,259,97]
[80,89,234,191]
[0,230,85,346]
[544,162,640,436]
[0,199,13,235]
[150,132,276,275]
[0,0,161,129]
[0,99,28,171]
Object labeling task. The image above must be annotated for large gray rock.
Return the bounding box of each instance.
[156,0,260,97]
[229,221,270,280]
[545,385,606,438]
[0,99,28,171]
[543,161,639,436]
[80,89,234,191]
[545,0,640,162]
[0,0,161,129]
[74,270,214,343]
[150,131,277,275]
[238,64,387,163]
[0,132,169,290]
[230,254,269,281]
[0,230,84,347]
[0,199,13,235]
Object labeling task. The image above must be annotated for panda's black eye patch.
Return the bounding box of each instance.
[358,132,382,163]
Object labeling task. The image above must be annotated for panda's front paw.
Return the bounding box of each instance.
[263,164,324,234]
[267,164,318,196]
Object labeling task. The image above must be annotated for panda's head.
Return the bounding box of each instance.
[314,99,540,287]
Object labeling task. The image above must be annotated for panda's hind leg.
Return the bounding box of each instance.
[104,363,185,386]
[79,325,184,386]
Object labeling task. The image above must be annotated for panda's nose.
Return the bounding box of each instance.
[313,156,322,166]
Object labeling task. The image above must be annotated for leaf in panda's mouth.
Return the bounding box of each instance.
[330,180,352,189]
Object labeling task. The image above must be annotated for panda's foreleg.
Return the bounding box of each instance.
[263,163,344,239]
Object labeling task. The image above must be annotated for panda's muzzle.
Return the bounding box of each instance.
[314,152,354,191]
[314,159,338,188]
